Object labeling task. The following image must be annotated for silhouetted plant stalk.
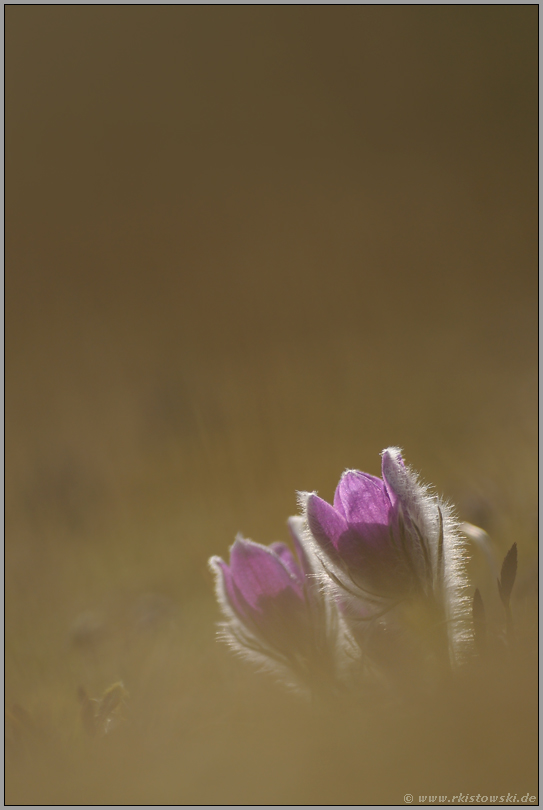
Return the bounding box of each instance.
[497,542,518,641]
[209,448,512,699]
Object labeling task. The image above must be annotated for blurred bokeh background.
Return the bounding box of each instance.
[6,6,537,804]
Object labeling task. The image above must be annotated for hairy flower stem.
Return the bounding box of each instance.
[403,595,453,678]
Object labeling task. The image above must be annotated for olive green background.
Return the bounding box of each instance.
[6,6,537,804]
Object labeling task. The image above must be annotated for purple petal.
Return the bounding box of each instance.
[287,516,314,579]
[230,538,312,653]
[270,542,303,583]
[335,471,392,537]
[332,485,347,518]
[230,538,303,610]
[306,493,349,559]
[317,472,405,591]
[209,556,249,622]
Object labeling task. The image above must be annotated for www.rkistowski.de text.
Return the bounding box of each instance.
[403,793,537,804]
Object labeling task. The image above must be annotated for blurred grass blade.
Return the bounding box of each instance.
[497,543,518,610]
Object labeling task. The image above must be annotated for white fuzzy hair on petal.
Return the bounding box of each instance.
[381,448,472,665]
[436,498,473,666]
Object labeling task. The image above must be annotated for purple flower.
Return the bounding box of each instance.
[301,447,469,663]
[209,519,346,689]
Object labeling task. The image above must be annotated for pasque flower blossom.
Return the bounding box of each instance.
[209,447,472,692]
[301,448,469,666]
[209,518,347,690]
